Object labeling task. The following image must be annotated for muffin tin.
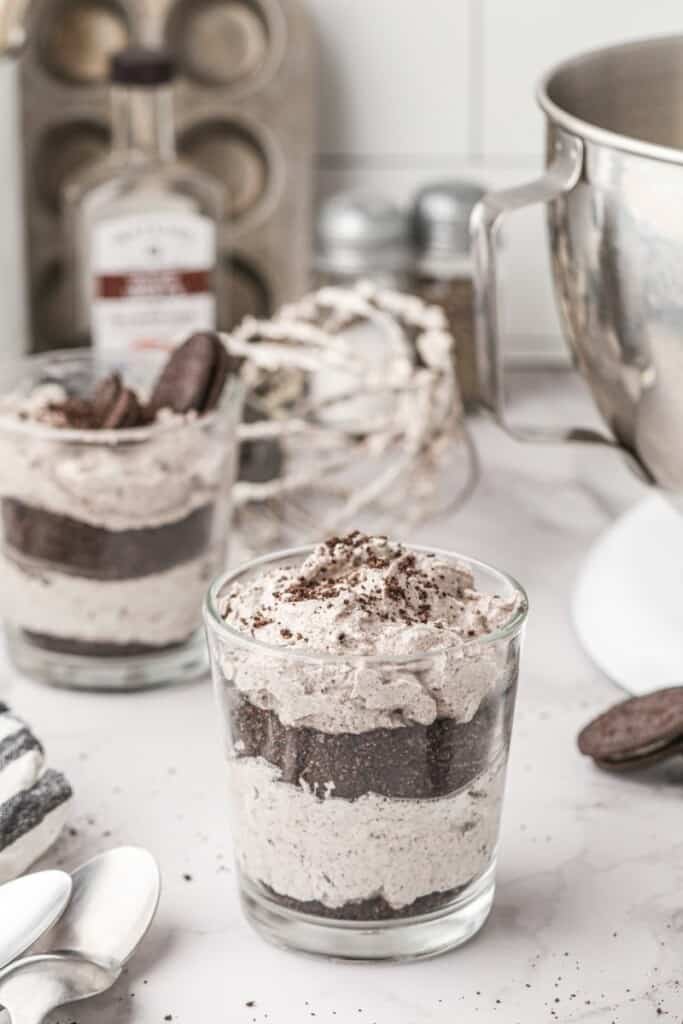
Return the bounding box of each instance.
[19,0,315,351]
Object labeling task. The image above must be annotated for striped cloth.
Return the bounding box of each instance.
[0,703,72,882]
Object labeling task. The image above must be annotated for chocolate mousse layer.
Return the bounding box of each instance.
[2,499,213,580]
[231,688,514,800]
[21,631,191,659]
[260,882,469,922]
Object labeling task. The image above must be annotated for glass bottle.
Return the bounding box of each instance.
[64,46,225,363]
[409,181,485,408]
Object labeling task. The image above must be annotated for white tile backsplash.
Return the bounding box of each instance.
[309,0,471,159]
[481,0,683,159]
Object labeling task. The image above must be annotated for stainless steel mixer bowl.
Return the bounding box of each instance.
[472,35,683,491]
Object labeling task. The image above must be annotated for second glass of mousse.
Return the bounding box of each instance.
[205,532,528,961]
[0,333,242,690]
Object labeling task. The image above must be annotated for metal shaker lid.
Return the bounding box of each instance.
[411,180,486,258]
[314,192,411,276]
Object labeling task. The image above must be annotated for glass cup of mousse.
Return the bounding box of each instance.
[204,533,528,961]
[0,341,243,690]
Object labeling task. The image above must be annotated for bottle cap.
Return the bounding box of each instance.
[314,192,411,277]
[111,47,176,87]
[411,180,486,261]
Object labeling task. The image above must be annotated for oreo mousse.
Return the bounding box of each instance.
[212,532,523,924]
[0,333,240,682]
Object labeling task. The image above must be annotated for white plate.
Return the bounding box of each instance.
[572,493,683,695]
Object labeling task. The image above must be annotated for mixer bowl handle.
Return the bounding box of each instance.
[471,133,628,456]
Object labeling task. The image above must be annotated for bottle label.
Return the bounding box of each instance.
[90,212,217,358]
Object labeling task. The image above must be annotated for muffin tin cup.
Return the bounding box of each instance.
[39,0,131,86]
[167,0,288,96]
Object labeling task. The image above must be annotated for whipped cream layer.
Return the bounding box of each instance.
[0,385,233,531]
[219,533,519,733]
[231,754,506,910]
[0,548,219,646]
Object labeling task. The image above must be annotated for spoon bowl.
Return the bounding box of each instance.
[0,872,72,970]
[0,847,160,1024]
[31,846,161,965]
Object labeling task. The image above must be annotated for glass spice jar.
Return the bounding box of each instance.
[410,181,486,408]
[314,191,412,291]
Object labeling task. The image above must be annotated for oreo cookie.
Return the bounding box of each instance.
[37,332,234,432]
[45,372,143,430]
[92,372,123,425]
[101,387,143,429]
[148,332,233,416]
[578,686,683,771]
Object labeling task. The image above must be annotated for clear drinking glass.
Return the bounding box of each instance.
[204,545,528,961]
[0,349,242,690]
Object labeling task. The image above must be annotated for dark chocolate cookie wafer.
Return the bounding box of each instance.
[203,336,233,412]
[263,880,469,922]
[92,373,123,425]
[578,686,683,770]
[594,736,683,773]
[232,687,514,800]
[101,387,143,429]
[3,498,213,580]
[148,332,232,416]
[49,397,98,430]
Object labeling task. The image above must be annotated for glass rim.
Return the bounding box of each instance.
[204,543,529,666]
[0,348,243,446]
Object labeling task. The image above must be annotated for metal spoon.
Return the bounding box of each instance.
[0,847,160,1024]
[0,953,118,1024]
[0,872,72,970]
[30,845,161,964]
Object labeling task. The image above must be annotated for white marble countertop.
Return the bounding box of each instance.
[2,370,682,1024]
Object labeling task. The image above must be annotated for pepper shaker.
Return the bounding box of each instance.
[410,181,485,407]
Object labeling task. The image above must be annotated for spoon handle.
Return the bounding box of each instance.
[0,954,119,1024]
